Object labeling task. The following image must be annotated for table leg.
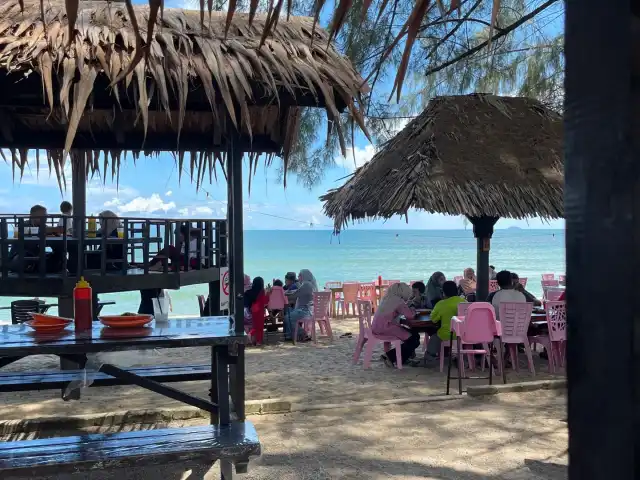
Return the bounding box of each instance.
[234,344,245,421]
[59,296,81,400]
[210,346,218,425]
[216,346,230,425]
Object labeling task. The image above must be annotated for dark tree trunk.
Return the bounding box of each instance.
[565,1,640,478]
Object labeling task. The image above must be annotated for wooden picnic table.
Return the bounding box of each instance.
[0,316,244,420]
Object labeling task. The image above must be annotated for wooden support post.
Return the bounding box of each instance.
[565,1,639,478]
[469,216,498,301]
[70,151,86,277]
[227,130,245,422]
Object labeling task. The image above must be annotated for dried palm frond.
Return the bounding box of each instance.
[0,0,369,184]
[321,94,564,231]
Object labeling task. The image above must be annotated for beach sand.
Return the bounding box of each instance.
[0,319,564,420]
[3,391,568,479]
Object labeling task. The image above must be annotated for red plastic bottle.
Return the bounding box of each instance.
[378,275,382,286]
[74,277,93,331]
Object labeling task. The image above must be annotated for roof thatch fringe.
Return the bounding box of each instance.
[321,94,564,231]
[22,0,503,102]
[0,0,369,173]
[2,147,275,192]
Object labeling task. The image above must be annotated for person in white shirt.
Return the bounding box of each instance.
[57,201,73,234]
[490,270,526,318]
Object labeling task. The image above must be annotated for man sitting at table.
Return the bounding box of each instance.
[423,281,464,365]
[490,270,526,318]
[7,205,63,273]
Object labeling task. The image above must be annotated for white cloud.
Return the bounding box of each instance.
[335,118,411,172]
[165,190,173,197]
[336,144,377,171]
[115,194,176,214]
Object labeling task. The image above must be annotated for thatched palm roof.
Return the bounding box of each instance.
[0,0,368,183]
[321,94,564,230]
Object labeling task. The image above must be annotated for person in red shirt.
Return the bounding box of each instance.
[244,277,269,345]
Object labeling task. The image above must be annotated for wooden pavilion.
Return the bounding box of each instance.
[322,93,563,300]
[0,0,367,423]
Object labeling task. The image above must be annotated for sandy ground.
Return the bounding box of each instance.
[0,319,564,420]
[3,391,568,480]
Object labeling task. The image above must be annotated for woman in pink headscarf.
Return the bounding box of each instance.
[372,282,420,367]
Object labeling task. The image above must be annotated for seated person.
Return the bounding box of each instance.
[8,205,63,273]
[511,272,542,306]
[374,283,420,367]
[490,270,526,318]
[424,280,465,364]
[408,281,428,308]
[85,210,124,270]
[57,200,74,235]
[149,225,204,271]
[458,268,477,297]
[283,272,299,292]
[426,271,446,308]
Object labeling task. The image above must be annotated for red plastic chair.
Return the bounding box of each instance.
[338,282,360,317]
[541,273,555,281]
[446,302,505,394]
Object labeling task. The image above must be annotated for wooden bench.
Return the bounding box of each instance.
[0,364,212,392]
[0,422,261,478]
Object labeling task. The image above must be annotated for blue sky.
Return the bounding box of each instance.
[0,1,564,231]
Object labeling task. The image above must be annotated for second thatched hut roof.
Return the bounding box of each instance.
[321,94,564,231]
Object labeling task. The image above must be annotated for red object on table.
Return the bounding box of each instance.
[378,275,382,286]
[73,277,93,331]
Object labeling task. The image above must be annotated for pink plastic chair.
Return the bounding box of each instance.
[267,286,287,311]
[383,279,401,286]
[541,279,560,289]
[293,291,333,345]
[358,282,377,308]
[529,301,566,372]
[541,273,555,281]
[453,276,463,286]
[338,282,360,317]
[489,280,499,293]
[518,277,528,288]
[446,302,505,394]
[558,274,566,284]
[544,287,564,302]
[499,302,535,375]
[352,299,403,369]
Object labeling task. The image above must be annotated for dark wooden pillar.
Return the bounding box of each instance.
[59,150,88,401]
[469,216,498,301]
[226,131,245,421]
[565,1,638,478]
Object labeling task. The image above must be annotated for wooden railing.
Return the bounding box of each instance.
[0,215,227,280]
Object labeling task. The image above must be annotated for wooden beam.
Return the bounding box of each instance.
[0,130,282,154]
[565,1,639,478]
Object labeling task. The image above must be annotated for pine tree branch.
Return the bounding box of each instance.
[424,0,560,77]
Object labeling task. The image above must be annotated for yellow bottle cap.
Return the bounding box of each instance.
[76,276,91,288]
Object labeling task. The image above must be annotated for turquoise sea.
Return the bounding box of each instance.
[0,229,565,321]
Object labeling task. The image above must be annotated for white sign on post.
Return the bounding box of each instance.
[220,267,230,311]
